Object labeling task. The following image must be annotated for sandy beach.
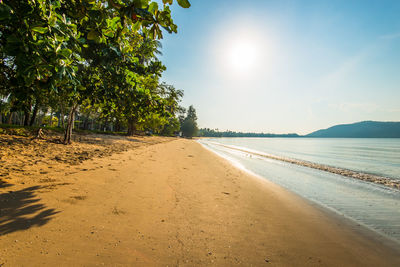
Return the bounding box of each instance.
[1,136,400,266]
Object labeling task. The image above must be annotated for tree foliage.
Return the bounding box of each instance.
[0,0,190,143]
[180,105,198,138]
[198,129,299,138]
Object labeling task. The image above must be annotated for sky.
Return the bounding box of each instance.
[159,0,400,135]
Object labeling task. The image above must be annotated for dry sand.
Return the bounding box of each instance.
[0,136,399,266]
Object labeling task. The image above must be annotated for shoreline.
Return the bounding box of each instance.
[203,140,400,190]
[1,138,400,265]
[199,140,400,250]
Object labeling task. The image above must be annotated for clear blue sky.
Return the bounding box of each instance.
[159,0,400,134]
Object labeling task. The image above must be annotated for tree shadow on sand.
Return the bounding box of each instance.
[0,181,59,235]
[0,180,12,189]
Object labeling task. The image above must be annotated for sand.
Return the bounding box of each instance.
[0,132,172,181]
[0,136,399,266]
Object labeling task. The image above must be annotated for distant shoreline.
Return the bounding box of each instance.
[199,120,400,138]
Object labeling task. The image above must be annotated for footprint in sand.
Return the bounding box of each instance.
[39,178,57,183]
[112,207,126,215]
[63,195,87,204]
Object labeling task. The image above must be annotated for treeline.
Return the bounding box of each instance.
[198,128,300,138]
[0,0,192,143]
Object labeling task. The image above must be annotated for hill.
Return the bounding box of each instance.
[306,121,400,138]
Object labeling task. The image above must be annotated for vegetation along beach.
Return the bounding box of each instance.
[1,0,400,266]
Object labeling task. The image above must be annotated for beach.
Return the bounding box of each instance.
[1,136,399,266]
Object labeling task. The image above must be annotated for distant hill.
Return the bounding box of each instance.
[306,121,400,138]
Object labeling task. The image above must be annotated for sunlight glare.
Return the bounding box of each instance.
[228,39,259,73]
[212,22,270,80]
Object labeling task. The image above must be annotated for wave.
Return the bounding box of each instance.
[206,141,400,191]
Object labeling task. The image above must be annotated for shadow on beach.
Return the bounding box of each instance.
[0,133,164,174]
[0,181,59,235]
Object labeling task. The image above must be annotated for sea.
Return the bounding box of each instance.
[198,138,400,244]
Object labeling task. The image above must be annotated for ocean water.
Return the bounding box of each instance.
[198,138,400,244]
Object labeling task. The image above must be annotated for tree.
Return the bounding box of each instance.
[0,0,191,143]
[161,117,180,136]
[181,105,198,138]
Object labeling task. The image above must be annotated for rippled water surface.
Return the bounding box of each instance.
[204,138,400,179]
[199,138,400,244]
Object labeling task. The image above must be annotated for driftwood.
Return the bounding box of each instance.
[33,128,45,140]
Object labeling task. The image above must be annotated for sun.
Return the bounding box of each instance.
[228,40,259,73]
[212,20,270,80]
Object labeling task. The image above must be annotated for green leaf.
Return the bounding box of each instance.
[59,48,72,58]
[132,21,141,31]
[177,0,190,8]
[87,30,99,40]
[163,0,173,5]
[31,27,49,34]
[141,0,149,8]
[49,14,58,26]
[102,29,114,37]
[0,4,12,21]
[133,0,147,9]
[54,34,65,42]
[108,17,120,30]
[148,2,158,14]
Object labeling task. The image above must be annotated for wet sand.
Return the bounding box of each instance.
[0,137,399,266]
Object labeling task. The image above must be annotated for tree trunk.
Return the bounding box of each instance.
[0,113,2,124]
[115,119,121,132]
[61,111,65,128]
[23,110,30,126]
[29,104,39,126]
[7,112,12,124]
[60,105,65,128]
[49,110,53,127]
[103,119,108,132]
[127,119,136,136]
[37,109,46,127]
[83,117,89,130]
[63,104,78,144]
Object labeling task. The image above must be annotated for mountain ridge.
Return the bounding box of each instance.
[306,121,400,138]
